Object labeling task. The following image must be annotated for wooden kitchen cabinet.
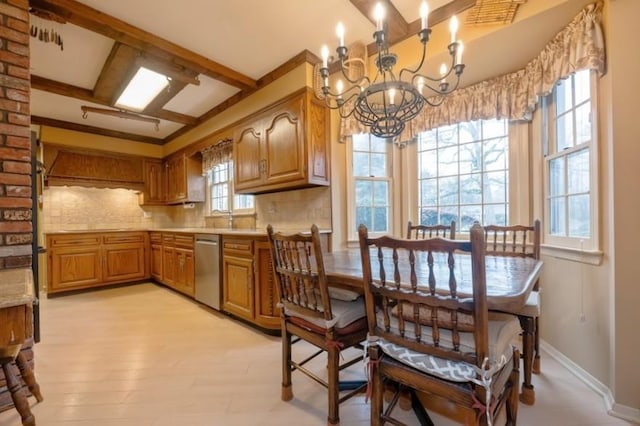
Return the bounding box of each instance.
[47,231,150,294]
[154,232,195,297]
[150,232,163,280]
[139,159,166,205]
[233,88,330,194]
[165,154,205,204]
[222,237,279,330]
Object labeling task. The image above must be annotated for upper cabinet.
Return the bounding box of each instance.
[139,159,166,206]
[233,89,330,194]
[165,153,205,204]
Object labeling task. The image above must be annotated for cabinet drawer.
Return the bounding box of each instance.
[150,232,162,244]
[223,239,253,256]
[174,234,194,248]
[162,234,175,245]
[49,234,101,247]
[103,233,145,244]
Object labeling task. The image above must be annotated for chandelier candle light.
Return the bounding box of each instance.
[320,1,465,139]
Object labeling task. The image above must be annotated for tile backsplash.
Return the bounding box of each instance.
[42,185,331,233]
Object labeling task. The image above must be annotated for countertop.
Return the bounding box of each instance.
[0,268,35,309]
[45,227,332,237]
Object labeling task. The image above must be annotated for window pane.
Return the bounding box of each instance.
[419,208,438,226]
[556,112,573,151]
[483,137,507,171]
[373,207,388,232]
[370,153,387,176]
[549,157,565,196]
[353,152,369,176]
[353,134,369,151]
[356,206,371,229]
[373,181,388,206]
[459,121,480,143]
[568,194,590,238]
[574,70,591,105]
[575,102,592,145]
[439,146,458,176]
[355,180,372,206]
[439,206,458,226]
[556,78,573,114]
[459,142,481,174]
[371,136,387,152]
[419,130,437,150]
[567,149,590,194]
[459,205,481,232]
[483,204,507,226]
[439,176,459,205]
[549,197,566,236]
[484,171,507,204]
[460,173,481,204]
[420,178,437,206]
[420,150,438,179]
[438,125,458,147]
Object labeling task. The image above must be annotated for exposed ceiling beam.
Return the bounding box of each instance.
[29,0,258,90]
[31,116,165,145]
[93,42,140,104]
[31,75,198,126]
[349,0,409,44]
[331,0,476,74]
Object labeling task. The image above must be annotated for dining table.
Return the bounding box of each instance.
[321,247,544,404]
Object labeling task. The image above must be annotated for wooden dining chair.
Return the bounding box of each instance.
[483,219,541,405]
[406,220,456,240]
[359,223,521,426]
[266,224,368,425]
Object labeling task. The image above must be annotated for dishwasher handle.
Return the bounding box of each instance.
[196,240,219,246]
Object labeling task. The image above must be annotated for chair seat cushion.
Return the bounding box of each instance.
[376,312,520,382]
[285,297,366,330]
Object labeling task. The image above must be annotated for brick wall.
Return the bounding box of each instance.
[0,0,31,270]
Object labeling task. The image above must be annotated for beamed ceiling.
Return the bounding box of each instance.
[28,0,594,145]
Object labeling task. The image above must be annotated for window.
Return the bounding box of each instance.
[416,119,509,232]
[543,69,597,249]
[206,160,253,214]
[347,134,393,239]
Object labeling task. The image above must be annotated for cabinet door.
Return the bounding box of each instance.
[166,156,187,202]
[102,244,145,283]
[141,159,166,204]
[263,98,306,187]
[222,254,254,321]
[253,241,280,329]
[175,248,195,297]
[150,244,163,280]
[162,246,176,287]
[233,122,263,191]
[49,246,102,292]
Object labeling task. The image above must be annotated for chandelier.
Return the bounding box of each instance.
[319,2,465,139]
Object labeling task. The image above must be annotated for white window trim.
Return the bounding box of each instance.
[404,120,528,239]
[205,161,254,217]
[345,135,399,243]
[542,70,600,251]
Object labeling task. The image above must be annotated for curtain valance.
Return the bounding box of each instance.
[201,138,233,174]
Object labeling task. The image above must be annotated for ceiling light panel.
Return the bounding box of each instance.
[115,67,169,111]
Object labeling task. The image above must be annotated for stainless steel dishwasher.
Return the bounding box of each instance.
[194,234,221,310]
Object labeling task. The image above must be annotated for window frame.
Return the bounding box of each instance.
[345,133,398,242]
[542,69,599,251]
[205,159,254,216]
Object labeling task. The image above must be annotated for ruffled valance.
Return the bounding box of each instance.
[339,2,605,143]
[201,138,233,174]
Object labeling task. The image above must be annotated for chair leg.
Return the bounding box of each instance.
[532,316,541,374]
[281,326,293,401]
[16,352,43,402]
[519,316,535,405]
[327,346,340,425]
[506,349,520,425]
[1,359,35,426]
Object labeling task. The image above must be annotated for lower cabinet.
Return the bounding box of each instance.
[152,232,195,297]
[47,232,149,294]
[222,237,279,330]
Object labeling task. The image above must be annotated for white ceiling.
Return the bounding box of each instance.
[29,0,594,144]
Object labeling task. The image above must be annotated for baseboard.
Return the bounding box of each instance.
[541,341,640,424]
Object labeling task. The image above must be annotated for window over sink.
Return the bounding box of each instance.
[206,159,254,215]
